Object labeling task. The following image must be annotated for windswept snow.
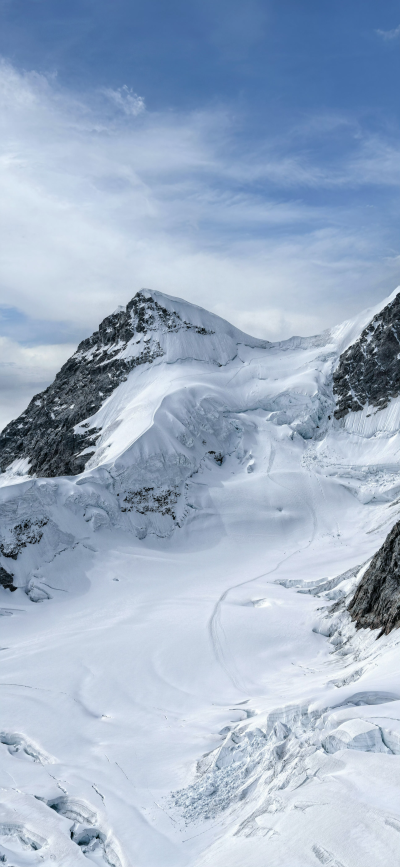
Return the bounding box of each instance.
[1,288,400,866]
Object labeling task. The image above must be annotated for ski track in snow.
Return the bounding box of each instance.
[209,547,306,695]
[208,456,320,696]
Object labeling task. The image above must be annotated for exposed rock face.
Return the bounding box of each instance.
[0,291,212,478]
[0,565,16,592]
[333,292,400,419]
[0,517,48,560]
[348,520,400,635]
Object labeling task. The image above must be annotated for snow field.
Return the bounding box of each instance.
[1,289,400,865]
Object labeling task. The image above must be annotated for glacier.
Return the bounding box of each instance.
[1,287,400,865]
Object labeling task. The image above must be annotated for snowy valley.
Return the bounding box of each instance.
[1,287,400,866]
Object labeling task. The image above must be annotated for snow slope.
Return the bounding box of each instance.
[1,288,400,866]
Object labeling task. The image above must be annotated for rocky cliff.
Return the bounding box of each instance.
[333,291,400,419]
[348,520,400,636]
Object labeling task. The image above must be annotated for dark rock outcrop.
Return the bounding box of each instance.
[348,520,400,636]
[0,291,212,479]
[334,292,400,419]
[0,565,16,592]
[0,518,48,559]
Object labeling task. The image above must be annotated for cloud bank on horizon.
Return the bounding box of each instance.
[0,0,400,429]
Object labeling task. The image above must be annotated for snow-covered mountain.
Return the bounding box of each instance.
[1,288,400,867]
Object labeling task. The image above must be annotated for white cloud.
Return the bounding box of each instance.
[376,25,400,40]
[0,337,75,430]
[103,85,145,116]
[0,59,400,428]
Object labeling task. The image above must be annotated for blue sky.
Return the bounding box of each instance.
[2,0,400,117]
[1,1,400,426]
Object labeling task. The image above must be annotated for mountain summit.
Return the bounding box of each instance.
[0,289,268,477]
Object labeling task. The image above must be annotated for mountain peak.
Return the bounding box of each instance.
[0,289,268,479]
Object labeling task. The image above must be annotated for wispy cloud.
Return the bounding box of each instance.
[102,85,145,116]
[376,24,400,40]
[0,338,75,429]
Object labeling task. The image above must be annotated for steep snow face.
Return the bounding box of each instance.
[2,288,400,867]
